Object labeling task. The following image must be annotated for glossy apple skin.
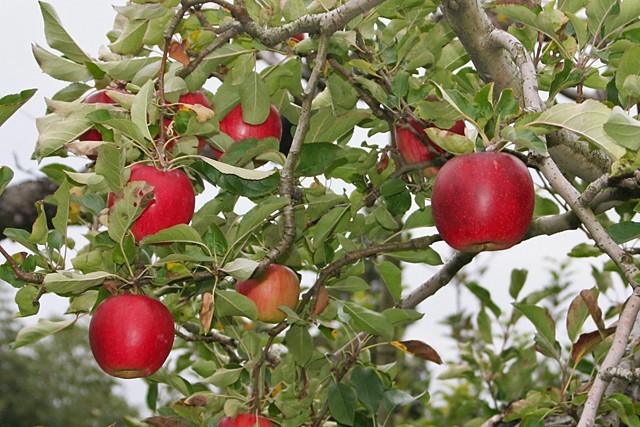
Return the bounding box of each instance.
[431,152,534,252]
[89,294,175,379]
[236,264,300,323]
[218,414,274,427]
[395,119,465,163]
[220,104,282,143]
[108,164,195,242]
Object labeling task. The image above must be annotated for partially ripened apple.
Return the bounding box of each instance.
[314,285,329,315]
[89,294,175,379]
[431,151,534,252]
[236,264,300,323]
[220,103,282,144]
[108,164,195,242]
[218,414,274,427]
[394,119,465,163]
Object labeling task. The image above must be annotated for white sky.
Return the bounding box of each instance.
[0,0,621,417]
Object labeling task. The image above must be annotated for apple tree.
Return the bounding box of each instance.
[1,0,640,425]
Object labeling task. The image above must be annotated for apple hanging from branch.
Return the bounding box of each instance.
[220,103,283,144]
[165,91,220,157]
[218,414,274,427]
[236,264,300,323]
[89,294,175,379]
[431,151,535,252]
[108,164,196,242]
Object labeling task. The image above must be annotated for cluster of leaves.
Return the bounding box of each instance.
[1,0,640,425]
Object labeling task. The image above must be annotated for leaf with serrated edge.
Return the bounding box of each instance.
[44,271,113,296]
[38,2,91,63]
[221,258,258,281]
[131,79,154,142]
[32,44,91,82]
[0,89,37,127]
[140,224,204,246]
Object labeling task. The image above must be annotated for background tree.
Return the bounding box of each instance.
[1,0,640,426]
[0,293,138,426]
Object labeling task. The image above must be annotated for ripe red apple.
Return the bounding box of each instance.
[236,264,300,323]
[89,294,175,379]
[291,33,304,42]
[431,151,534,252]
[220,104,282,143]
[218,414,274,427]
[108,164,196,242]
[394,119,465,163]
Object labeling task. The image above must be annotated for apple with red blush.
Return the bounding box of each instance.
[220,103,282,144]
[313,285,329,315]
[235,264,300,323]
[431,151,534,252]
[89,294,175,379]
[108,164,195,242]
[218,414,274,427]
[164,92,221,158]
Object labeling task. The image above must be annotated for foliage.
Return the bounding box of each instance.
[1,0,640,425]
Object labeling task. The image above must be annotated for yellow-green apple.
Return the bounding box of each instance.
[108,164,195,242]
[236,264,300,323]
[89,294,174,378]
[218,414,274,427]
[431,151,534,252]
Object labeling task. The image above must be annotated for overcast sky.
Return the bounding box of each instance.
[0,0,617,416]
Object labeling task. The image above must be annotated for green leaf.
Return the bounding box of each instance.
[342,301,394,341]
[285,325,313,365]
[35,113,91,160]
[566,290,591,343]
[603,109,640,151]
[15,285,41,317]
[51,179,71,236]
[240,72,270,125]
[87,110,147,144]
[477,308,493,344]
[140,224,204,246]
[130,79,155,143]
[192,159,280,199]
[382,308,424,326]
[509,269,528,300]
[95,57,162,81]
[350,366,384,413]
[44,271,113,296]
[386,248,442,265]
[330,276,370,292]
[29,201,49,245]
[608,394,640,427]
[513,303,559,357]
[380,179,411,217]
[31,44,91,82]
[202,224,228,257]
[424,127,473,155]
[607,221,640,244]
[107,180,155,243]
[38,1,91,63]
[296,143,343,177]
[0,89,37,127]
[404,207,434,229]
[466,282,501,317]
[530,100,626,159]
[312,206,349,249]
[205,367,244,387]
[378,260,402,301]
[328,383,356,426]
[221,258,258,281]
[11,318,76,349]
[0,166,14,197]
[235,197,288,242]
[95,143,125,192]
[304,109,369,144]
[108,19,148,55]
[214,289,258,320]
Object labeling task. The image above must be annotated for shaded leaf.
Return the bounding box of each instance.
[11,317,77,349]
[328,383,356,426]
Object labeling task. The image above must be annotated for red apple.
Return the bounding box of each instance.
[291,33,304,42]
[218,414,274,427]
[394,119,465,163]
[431,151,534,252]
[220,104,282,143]
[108,164,195,242]
[236,264,300,323]
[89,294,175,379]
[314,285,329,315]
